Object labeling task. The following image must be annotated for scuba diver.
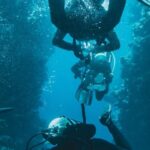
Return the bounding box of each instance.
[72,51,114,104]
[26,110,132,150]
[48,0,125,59]
[71,34,116,104]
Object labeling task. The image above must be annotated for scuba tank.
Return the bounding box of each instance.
[49,0,106,40]
[75,43,115,105]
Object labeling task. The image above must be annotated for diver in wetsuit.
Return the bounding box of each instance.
[72,51,113,103]
[48,0,124,59]
[71,33,116,103]
[42,111,132,150]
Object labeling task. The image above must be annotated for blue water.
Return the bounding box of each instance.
[1,0,149,149]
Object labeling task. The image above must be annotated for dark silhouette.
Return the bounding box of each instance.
[42,112,131,150]
[72,52,113,104]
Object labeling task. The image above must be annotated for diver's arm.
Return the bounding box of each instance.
[100,114,132,150]
[107,122,132,150]
[107,0,126,26]
[52,29,76,51]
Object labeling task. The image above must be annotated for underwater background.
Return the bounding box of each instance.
[0,0,150,149]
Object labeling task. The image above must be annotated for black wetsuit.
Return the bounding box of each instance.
[49,122,131,150]
[72,50,113,101]
[49,0,126,40]
[49,0,124,58]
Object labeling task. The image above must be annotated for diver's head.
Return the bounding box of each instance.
[43,116,96,145]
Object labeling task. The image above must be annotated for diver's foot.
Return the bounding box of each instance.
[95,91,106,101]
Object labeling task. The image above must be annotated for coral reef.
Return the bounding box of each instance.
[117,6,150,150]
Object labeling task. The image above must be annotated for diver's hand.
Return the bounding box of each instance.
[73,45,84,60]
[99,111,112,126]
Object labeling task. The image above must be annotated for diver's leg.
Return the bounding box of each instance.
[52,30,84,59]
[75,84,92,104]
[75,84,84,101]
[107,122,132,150]
[95,90,107,101]
[95,78,110,101]
[95,82,109,100]
[53,29,77,51]
[48,0,66,29]
[102,0,126,32]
